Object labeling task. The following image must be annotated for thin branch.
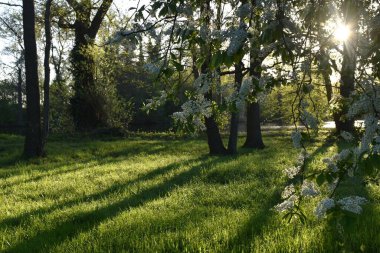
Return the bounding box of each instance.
[0,1,22,7]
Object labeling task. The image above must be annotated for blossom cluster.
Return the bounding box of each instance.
[314,196,368,219]
[172,94,212,131]
[142,91,167,112]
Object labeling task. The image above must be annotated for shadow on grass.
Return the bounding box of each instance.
[0,156,205,228]
[5,155,227,252]
[226,187,280,252]
[0,141,168,185]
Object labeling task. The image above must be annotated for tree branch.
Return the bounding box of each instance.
[88,0,113,39]
[65,0,81,13]
[0,1,22,7]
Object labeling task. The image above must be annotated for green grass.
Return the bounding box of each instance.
[0,132,379,252]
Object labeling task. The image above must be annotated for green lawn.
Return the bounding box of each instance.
[0,132,379,252]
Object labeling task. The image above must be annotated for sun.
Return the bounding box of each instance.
[334,23,351,42]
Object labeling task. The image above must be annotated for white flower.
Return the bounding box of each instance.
[274,195,298,212]
[235,3,252,18]
[301,111,318,129]
[337,196,367,214]
[336,149,351,161]
[284,166,301,179]
[143,91,167,111]
[341,131,353,141]
[315,198,335,219]
[291,131,302,148]
[301,180,319,197]
[323,157,339,172]
[281,184,295,199]
[227,28,247,56]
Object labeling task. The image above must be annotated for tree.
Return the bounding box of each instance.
[43,0,52,143]
[22,0,43,157]
[60,0,113,130]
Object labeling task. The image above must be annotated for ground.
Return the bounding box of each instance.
[0,132,379,252]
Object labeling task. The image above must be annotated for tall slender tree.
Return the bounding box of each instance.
[22,0,43,158]
[43,0,52,144]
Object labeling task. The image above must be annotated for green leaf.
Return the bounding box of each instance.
[172,60,184,71]
[223,52,234,68]
[159,5,168,16]
[316,173,325,186]
[211,51,223,69]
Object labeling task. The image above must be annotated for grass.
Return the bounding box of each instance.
[0,132,379,252]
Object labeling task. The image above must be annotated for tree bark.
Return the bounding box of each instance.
[243,62,265,148]
[43,0,52,144]
[227,62,243,154]
[65,0,113,130]
[22,0,43,158]
[243,0,265,149]
[200,0,226,155]
[16,64,23,128]
[335,0,358,133]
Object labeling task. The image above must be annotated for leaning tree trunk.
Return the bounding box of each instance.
[22,0,43,158]
[43,0,52,145]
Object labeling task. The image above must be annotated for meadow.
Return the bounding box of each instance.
[0,132,379,252]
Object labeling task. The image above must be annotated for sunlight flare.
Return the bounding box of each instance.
[334,23,351,42]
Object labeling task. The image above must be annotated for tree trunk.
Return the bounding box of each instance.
[319,47,341,131]
[244,59,265,149]
[70,31,100,130]
[17,64,23,128]
[22,0,43,158]
[200,0,227,155]
[244,102,265,149]
[243,0,265,149]
[43,0,52,144]
[66,0,113,130]
[335,0,358,134]
[228,62,243,154]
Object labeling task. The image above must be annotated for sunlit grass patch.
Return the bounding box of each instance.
[0,132,378,252]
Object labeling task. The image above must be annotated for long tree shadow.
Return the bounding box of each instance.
[0,156,205,228]
[0,141,168,185]
[225,185,281,252]
[5,156,227,253]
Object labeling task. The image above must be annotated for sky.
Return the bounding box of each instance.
[0,0,149,70]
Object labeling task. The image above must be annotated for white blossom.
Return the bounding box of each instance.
[337,196,368,214]
[301,180,319,197]
[143,91,167,112]
[336,149,351,161]
[315,198,335,219]
[341,131,353,141]
[274,195,298,212]
[301,111,318,129]
[281,184,295,199]
[235,3,252,18]
[227,28,247,56]
[284,166,301,179]
[291,131,302,148]
[323,157,339,172]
